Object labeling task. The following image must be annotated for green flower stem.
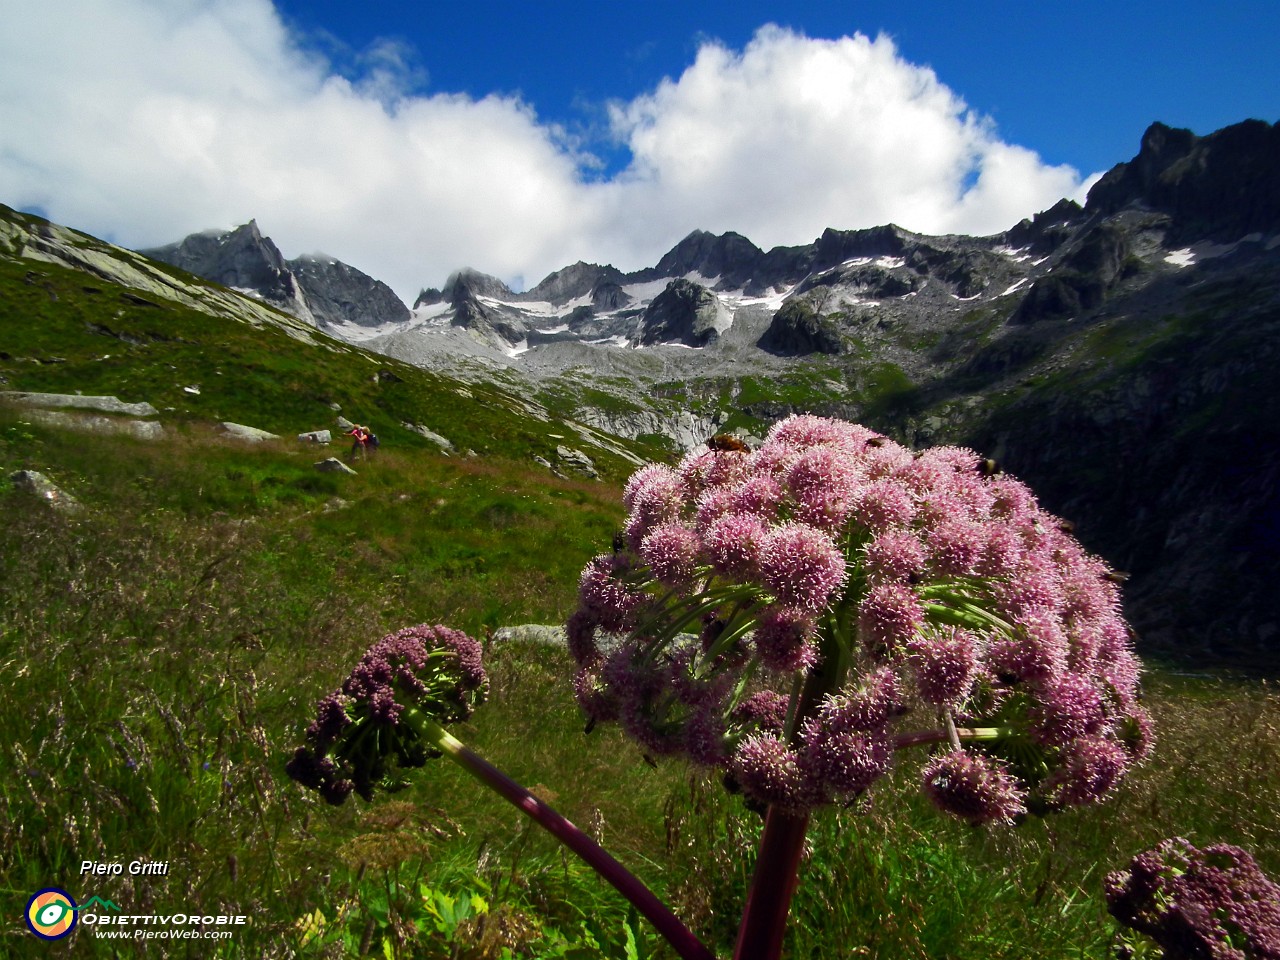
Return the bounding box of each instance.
[893,726,1011,751]
[412,714,716,960]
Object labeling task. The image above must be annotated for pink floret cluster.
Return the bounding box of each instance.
[569,415,1151,822]
[1106,837,1280,959]
[287,625,488,804]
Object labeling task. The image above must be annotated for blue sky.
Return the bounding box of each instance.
[274,0,1280,178]
[0,1,1276,302]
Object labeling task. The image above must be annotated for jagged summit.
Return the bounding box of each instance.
[1085,118,1280,241]
[143,119,1280,364]
[144,222,408,330]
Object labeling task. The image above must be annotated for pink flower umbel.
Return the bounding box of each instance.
[568,414,1149,824]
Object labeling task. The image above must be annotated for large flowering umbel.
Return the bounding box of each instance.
[568,415,1151,821]
[287,624,487,804]
[1105,837,1280,959]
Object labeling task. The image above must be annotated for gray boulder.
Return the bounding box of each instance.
[10,469,81,511]
[555,445,597,478]
[491,624,567,647]
[1,391,157,417]
[402,421,453,452]
[24,409,164,440]
[221,422,279,442]
[298,429,332,444]
[315,457,356,475]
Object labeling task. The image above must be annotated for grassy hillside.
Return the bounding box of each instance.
[2,206,1278,958]
[1,411,1277,958]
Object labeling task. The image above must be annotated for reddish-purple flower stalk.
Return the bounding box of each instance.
[289,625,713,960]
[569,415,1151,960]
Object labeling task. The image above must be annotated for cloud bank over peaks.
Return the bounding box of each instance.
[0,1,1098,304]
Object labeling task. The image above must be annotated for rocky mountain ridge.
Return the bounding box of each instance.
[141,221,410,332]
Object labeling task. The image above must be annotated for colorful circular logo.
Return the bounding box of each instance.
[26,888,78,940]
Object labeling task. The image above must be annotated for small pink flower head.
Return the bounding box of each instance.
[731,690,790,736]
[987,475,1039,521]
[864,529,927,584]
[923,749,1027,825]
[995,554,1064,616]
[784,445,863,531]
[859,581,925,655]
[760,523,848,612]
[766,414,854,448]
[683,701,729,766]
[703,511,770,580]
[730,473,786,519]
[640,522,701,586]
[624,471,685,549]
[862,441,914,479]
[731,734,817,813]
[623,463,679,511]
[800,722,892,796]
[1116,704,1156,762]
[694,485,739,531]
[565,608,601,666]
[748,438,800,480]
[908,626,981,706]
[977,522,1026,577]
[678,447,749,498]
[753,606,819,672]
[849,478,917,531]
[817,665,901,734]
[1059,560,1122,623]
[925,518,989,576]
[1039,736,1129,807]
[573,667,619,724]
[578,553,646,632]
[1029,671,1106,747]
[917,444,983,474]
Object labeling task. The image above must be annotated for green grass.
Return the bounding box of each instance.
[1,408,1278,958]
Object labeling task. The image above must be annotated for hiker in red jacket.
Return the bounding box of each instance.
[347,424,369,461]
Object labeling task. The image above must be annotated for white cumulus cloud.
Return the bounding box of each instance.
[0,1,1097,303]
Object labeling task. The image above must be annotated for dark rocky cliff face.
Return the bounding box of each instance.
[1086,119,1280,242]
[633,278,727,347]
[290,256,409,328]
[143,221,296,305]
[143,222,409,329]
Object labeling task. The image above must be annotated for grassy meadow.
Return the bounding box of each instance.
[1,403,1277,959]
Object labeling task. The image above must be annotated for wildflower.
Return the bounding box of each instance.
[922,750,1027,824]
[568,414,1147,823]
[287,625,487,804]
[731,734,816,813]
[858,582,925,655]
[753,607,819,672]
[640,523,701,586]
[1106,838,1280,959]
[908,627,980,707]
[759,523,847,612]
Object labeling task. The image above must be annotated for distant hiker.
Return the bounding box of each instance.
[347,424,370,461]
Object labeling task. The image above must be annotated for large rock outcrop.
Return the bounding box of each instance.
[632,278,730,347]
[144,222,408,329]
